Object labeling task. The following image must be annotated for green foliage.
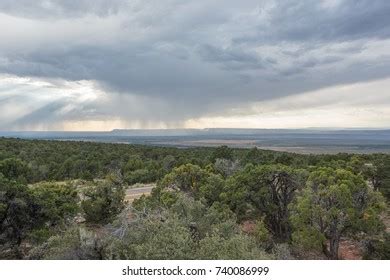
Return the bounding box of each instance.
[211,145,233,162]
[161,155,176,172]
[108,194,270,260]
[132,186,177,211]
[81,181,126,224]
[195,233,269,259]
[0,175,36,249]
[136,164,224,209]
[199,173,225,205]
[272,243,294,260]
[30,183,79,227]
[28,228,54,245]
[123,155,144,172]
[363,233,390,260]
[0,138,389,260]
[0,175,83,257]
[290,167,386,259]
[222,164,307,240]
[160,163,209,194]
[214,158,241,178]
[124,169,151,185]
[291,224,325,251]
[253,218,271,245]
[372,157,390,200]
[0,158,31,183]
[111,215,195,259]
[243,147,268,165]
[31,226,105,260]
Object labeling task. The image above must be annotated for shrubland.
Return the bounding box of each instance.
[0,138,389,259]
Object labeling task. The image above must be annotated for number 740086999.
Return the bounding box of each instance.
[215,266,269,276]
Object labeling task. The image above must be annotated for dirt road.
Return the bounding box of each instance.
[125,185,154,202]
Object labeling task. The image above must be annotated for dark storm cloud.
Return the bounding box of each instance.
[197,44,276,71]
[1,0,390,127]
[233,0,390,44]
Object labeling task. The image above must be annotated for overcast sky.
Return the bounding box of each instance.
[0,0,390,130]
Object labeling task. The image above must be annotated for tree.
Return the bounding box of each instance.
[211,145,233,162]
[223,164,306,241]
[0,158,31,183]
[0,175,36,257]
[243,147,264,165]
[81,181,126,224]
[123,155,144,172]
[30,183,79,227]
[363,157,390,200]
[214,158,241,178]
[133,167,223,212]
[160,164,209,194]
[363,233,390,260]
[124,169,150,185]
[291,167,386,259]
[198,173,225,205]
[162,155,176,172]
[0,176,82,258]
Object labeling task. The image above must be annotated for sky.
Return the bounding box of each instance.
[0,0,390,131]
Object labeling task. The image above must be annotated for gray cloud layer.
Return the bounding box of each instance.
[0,0,126,18]
[1,0,390,128]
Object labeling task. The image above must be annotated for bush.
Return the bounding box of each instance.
[363,233,390,260]
[30,226,105,260]
[0,158,31,183]
[272,243,294,260]
[30,183,79,227]
[81,182,125,224]
[124,169,151,185]
[254,219,271,245]
[108,194,271,260]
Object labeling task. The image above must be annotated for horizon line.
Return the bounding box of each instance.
[1,127,390,133]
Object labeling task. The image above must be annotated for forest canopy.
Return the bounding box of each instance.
[0,138,389,260]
